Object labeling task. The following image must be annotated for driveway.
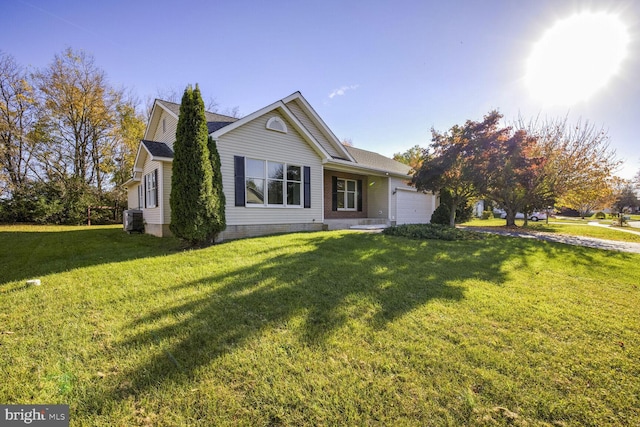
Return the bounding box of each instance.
[459,226,640,254]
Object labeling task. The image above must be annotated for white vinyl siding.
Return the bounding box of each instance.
[162,163,172,224]
[217,110,323,226]
[150,110,178,149]
[127,184,141,209]
[285,99,343,158]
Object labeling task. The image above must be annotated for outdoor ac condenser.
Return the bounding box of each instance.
[123,209,144,233]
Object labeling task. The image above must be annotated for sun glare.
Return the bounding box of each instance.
[525,12,630,106]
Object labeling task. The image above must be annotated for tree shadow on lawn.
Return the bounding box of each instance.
[79,230,602,413]
[0,226,182,287]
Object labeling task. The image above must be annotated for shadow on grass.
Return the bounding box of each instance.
[77,230,608,412]
[0,226,183,287]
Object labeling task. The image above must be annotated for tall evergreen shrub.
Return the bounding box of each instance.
[208,135,226,236]
[170,85,225,244]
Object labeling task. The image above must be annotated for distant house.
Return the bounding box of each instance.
[123,92,438,240]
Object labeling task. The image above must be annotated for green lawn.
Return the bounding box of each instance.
[464,218,640,243]
[1,225,639,426]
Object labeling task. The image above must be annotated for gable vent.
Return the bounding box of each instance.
[266,116,287,133]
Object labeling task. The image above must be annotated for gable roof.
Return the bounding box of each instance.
[210,92,356,163]
[281,92,355,162]
[345,146,411,176]
[134,93,412,181]
[155,100,239,124]
[155,100,238,134]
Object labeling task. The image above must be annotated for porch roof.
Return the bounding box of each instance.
[324,146,412,178]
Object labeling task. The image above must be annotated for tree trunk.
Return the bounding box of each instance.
[449,200,457,227]
[505,210,517,227]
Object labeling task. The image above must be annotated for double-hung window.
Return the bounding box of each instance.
[245,159,302,207]
[144,170,157,208]
[246,159,265,204]
[286,165,301,206]
[137,185,144,209]
[337,178,357,210]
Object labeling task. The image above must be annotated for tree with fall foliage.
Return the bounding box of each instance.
[33,48,121,192]
[393,145,425,174]
[516,115,619,218]
[0,51,37,196]
[413,111,505,226]
[611,179,638,226]
[482,128,547,227]
[0,48,145,224]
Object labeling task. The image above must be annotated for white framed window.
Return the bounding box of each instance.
[337,178,357,210]
[145,170,157,208]
[246,159,265,204]
[286,165,301,206]
[137,185,144,209]
[162,118,166,134]
[245,159,301,207]
[266,116,287,133]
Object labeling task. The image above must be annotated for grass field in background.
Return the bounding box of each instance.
[1,225,639,425]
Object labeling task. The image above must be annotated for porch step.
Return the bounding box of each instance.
[324,218,389,231]
[349,224,389,230]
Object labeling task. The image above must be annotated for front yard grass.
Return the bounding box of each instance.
[1,225,639,426]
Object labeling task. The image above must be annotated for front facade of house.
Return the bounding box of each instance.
[124,92,437,240]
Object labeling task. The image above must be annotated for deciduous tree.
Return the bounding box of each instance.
[33,48,122,193]
[482,128,544,227]
[414,111,504,226]
[0,51,37,195]
[393,145,425,174]
[1,48,146,224]
[611,179,638,226]
[516,116,619,218]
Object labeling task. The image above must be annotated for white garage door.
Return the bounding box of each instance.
[396,190,433,225]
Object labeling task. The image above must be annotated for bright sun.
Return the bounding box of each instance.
[525,12,630,106]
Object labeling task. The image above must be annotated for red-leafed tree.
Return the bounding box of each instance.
[413,111,505,226]
[481,128,551,227]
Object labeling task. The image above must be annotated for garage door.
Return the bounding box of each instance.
[396,190,434,225]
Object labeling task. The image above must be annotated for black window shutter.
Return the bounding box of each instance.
[154,169,158,207]
[144,176,147,208]
[234,156,246,206]
[303,166,311,208]
[357,179,363,212]
[331,176,338,211]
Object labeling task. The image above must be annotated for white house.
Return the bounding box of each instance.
[123,92,438,240]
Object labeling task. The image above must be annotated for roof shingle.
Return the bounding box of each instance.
[142,140,174,159]
[345,146,411,176]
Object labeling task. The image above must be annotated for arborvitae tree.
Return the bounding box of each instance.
[170,84,222,244]
[207,135,226,236]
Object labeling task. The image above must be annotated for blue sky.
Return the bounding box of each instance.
[3,0,639,178]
